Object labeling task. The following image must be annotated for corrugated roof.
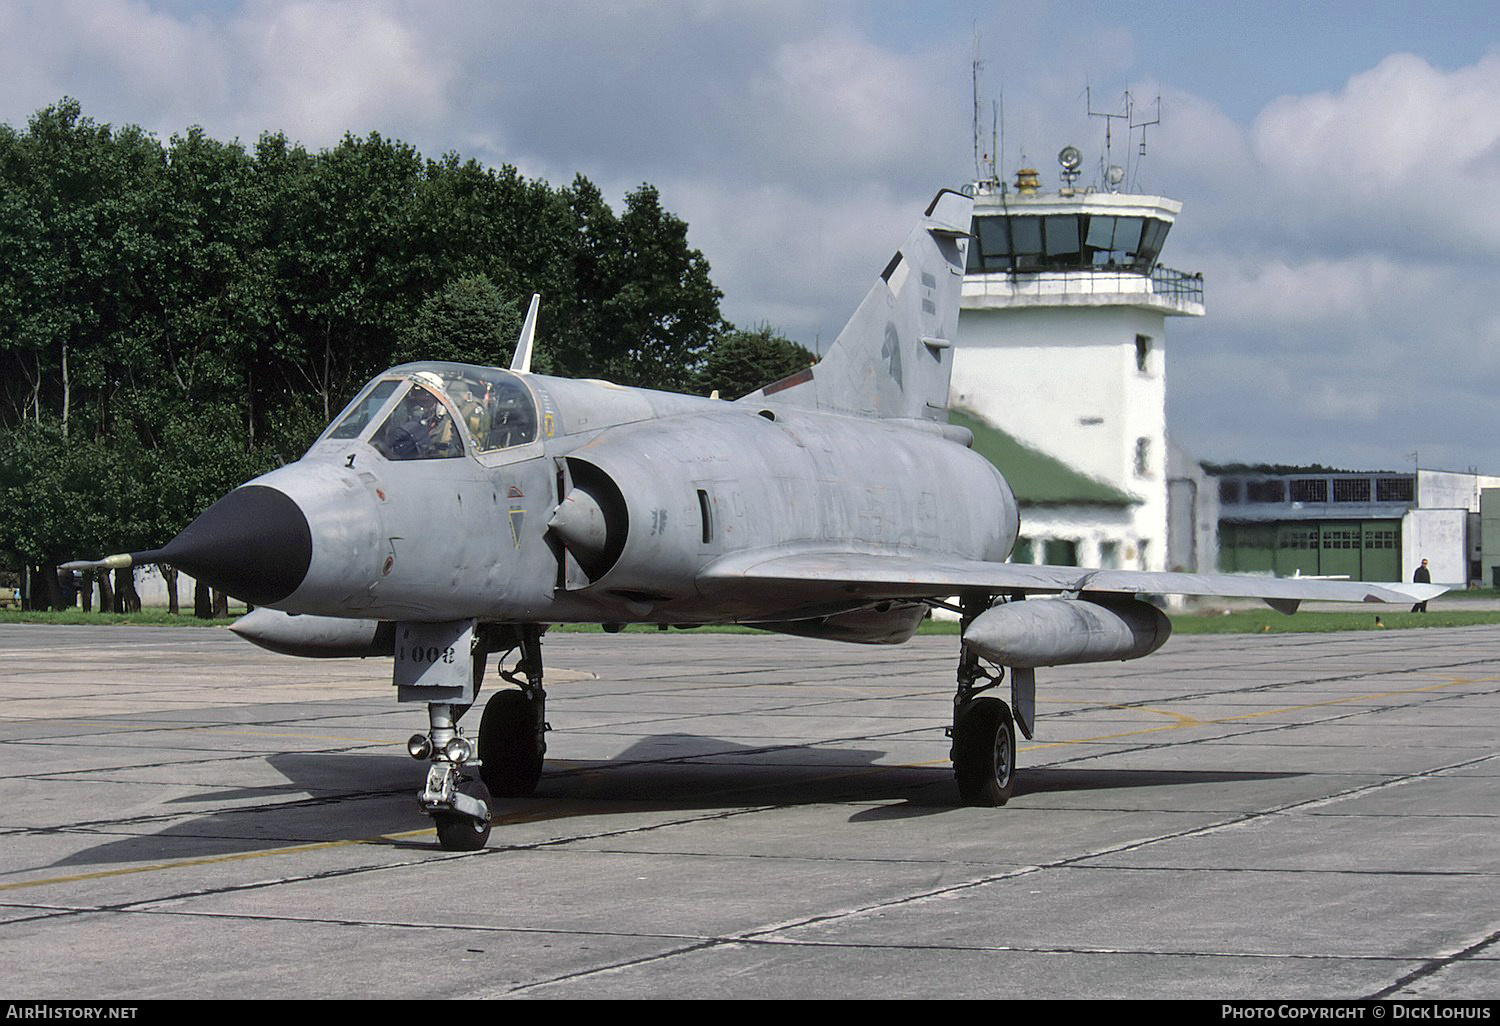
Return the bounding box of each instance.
[947,408,1138,508]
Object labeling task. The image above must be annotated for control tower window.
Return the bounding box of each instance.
[1139,219,1168,266]
[1085,216,1146,268]
[1010,217,1043,272]
[968,213,1173,275]
[970,216,1011,272]
[1113,218,1144,264]
[1042,215,1080,268]
[1086,216,1117,264]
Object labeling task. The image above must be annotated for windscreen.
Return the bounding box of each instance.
[325,379,401,440]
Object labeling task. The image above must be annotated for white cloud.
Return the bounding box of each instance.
[1244,51,1500,258]
[1144,49,1500,469]
[0,0,452,146]
[234,1,453,144]
[2,3,1498,470]
[1203,254,1443,334]
[665,178,920,343]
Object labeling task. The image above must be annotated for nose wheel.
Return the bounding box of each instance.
[431,776,492,851]
[407,625,549,850]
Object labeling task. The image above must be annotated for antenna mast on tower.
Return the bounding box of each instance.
[1128,94,1161,190]
[1087,85,1129,186]
[972,28,1000,187]
[1088,88,1163,191]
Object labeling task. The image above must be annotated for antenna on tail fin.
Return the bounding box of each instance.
[511,294,540,374]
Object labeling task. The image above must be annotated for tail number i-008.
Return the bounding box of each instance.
[404,645,456,665]
[394,621,475,693]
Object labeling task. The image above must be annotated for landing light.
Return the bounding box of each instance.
[407,734,433,760]
[444,737,474,764]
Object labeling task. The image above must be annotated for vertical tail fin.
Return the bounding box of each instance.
[746,189,972,420]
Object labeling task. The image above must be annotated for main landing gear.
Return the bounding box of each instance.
[950,644,1016,806]
[949,594,1032,807]
[478,628,548,799]
[404,623,549,851]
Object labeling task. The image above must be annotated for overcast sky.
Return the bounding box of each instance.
[3,0,1498,472]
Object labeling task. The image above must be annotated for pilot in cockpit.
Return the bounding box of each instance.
[381,385,463,459]
[384,391,435,458]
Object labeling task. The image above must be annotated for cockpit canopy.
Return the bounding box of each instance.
[321,362,540,460]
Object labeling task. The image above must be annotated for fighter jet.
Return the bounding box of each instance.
[66,189,1443,849]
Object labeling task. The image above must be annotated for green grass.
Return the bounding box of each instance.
[0,608,246,627]
[1431,587,1500,600]
[1166,608,1500,634]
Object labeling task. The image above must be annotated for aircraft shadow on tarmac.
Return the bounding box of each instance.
[51,738,1303,866]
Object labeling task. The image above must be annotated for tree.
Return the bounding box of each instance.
[0,423,114,608]
[593,183,724,391]
[392,274,523,367]
[0,100,732,610]
[699,324,815,399]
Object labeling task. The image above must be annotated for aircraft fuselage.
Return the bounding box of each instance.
[249,368,1017,629]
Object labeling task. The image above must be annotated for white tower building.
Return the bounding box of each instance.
[950,158,1205,571]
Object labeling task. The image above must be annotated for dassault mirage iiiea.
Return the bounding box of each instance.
[67,190,1443,849]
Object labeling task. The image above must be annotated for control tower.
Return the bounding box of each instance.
[950,151,1205,572]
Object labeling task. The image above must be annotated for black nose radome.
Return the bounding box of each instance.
[154,485,313,606]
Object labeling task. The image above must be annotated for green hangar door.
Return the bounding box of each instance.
[1220,521,1401,581]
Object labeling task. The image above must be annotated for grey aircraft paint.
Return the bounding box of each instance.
[68,189,1445,849]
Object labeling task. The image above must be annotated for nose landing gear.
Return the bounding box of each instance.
[395,620,493,850]
[413,701,491,851]
[401,622,551,850]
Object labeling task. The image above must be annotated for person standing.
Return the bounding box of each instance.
[1412,558,1431,613]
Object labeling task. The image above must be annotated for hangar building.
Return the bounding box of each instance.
[1215,467,1500,588]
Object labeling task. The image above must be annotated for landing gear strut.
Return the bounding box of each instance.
[950,594,1017,807]
[478,625,548,798]
[415,701,492,850]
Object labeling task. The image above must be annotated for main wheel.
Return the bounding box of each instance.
[478,690,545,797]
[953,697,1016,807]
[434,779,492,851]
